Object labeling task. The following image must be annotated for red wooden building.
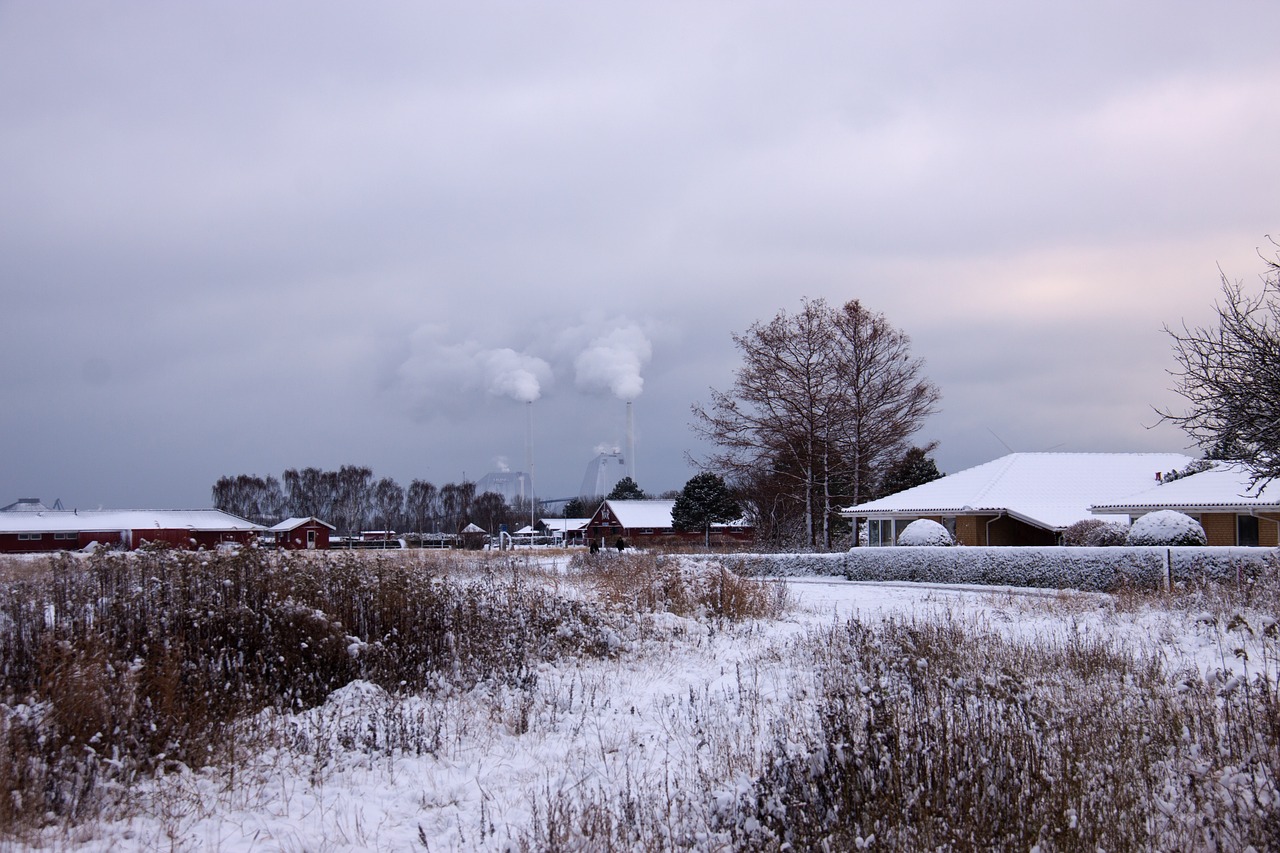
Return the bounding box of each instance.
[585,500,754,548]
[0,508,264,553]
[270,517,335,550]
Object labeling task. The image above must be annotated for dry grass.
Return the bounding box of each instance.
[0,546,614,839]
[569,551,789,621]
[729,614,1280,852]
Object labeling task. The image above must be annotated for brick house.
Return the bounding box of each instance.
[1090,461,1280,546]
[844,452,1196,547]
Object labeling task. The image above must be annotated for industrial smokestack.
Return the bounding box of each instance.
[626,401,635,482]
[526,401,535,530]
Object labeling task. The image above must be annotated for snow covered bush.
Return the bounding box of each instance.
[1126,510,1208,546]
[1063,518,1130,547]
[896,519,954,546]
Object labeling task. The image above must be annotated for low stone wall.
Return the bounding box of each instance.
[696,547,1276,592]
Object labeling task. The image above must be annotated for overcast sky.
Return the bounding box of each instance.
[3,1,1279,510]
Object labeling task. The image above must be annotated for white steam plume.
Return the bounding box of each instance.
[481,348,550,403]
[395,327,551,410]
[574,325,652,400]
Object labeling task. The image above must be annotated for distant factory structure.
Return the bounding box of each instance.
[473,471,533,505]
[580,448,628,499]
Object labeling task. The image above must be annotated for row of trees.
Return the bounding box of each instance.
[692,297,942,550]
[212,467,539,536]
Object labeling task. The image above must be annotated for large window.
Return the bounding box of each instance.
[868,518,923,546]
[1238,514,1260,547]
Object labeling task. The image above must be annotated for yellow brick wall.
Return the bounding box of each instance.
[955,515,985,547]
[1258,514,1280,547]
[1199,513,1237,547]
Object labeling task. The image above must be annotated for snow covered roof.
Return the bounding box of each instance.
[0,509,264,534]
[844,452,1197,532]
[1091,461,1280,514]
[541,518,591,533]
[270,516,337,532]
[605,500,676,529]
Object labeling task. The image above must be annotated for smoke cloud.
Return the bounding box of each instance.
[481,348,550,403]
[574,325,652,400]
[395,327,552,413]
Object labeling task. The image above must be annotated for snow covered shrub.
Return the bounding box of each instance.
[1063,518,1130,546]
[1126,510,1208,546]
[896,519,954,546]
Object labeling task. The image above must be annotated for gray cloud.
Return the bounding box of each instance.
[1,1,1277,507]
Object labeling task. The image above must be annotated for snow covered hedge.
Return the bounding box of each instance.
[704,548,1276,591]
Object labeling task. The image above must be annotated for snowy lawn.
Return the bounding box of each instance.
[2,549,1277,850]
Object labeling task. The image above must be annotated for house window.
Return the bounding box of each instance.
[868,519,897,547]
[17,533,42,541]
[54,532,78,541]
[1238,515,1260,547]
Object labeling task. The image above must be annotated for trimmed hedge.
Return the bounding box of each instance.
[700,547,1276,592]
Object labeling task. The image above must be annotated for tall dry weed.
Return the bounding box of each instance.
[569,552,787,621]
[0,546,615,838]
[733,613,1280,851]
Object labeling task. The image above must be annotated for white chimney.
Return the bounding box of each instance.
[626,401,635,482]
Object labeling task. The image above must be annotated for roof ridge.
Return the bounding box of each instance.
[968,454,1019,505]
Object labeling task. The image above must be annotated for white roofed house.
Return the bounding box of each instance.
[843,452,1196,547]
[1090,461,1280,547]
[270,517,336,550]
[0,508,265,553]
[585,500,754,548]
[539,518,591,545]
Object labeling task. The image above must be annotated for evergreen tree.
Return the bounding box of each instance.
[672,473,742,547]
[877,445,943,497]
[607,477,647,501]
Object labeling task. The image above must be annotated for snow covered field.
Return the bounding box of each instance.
[11,551,1273,852]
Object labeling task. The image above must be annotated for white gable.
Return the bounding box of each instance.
[270,516,336,532]
[606,500,675,529]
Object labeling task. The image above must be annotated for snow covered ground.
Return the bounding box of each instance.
[21,560,1280,851]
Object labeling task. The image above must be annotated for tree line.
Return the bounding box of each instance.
[212,466,538,536]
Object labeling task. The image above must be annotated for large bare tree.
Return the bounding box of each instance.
[1160,242,1280,485]
[692,297,940,549]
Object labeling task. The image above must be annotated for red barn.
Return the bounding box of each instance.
[270,517,335,550]
[585,500,754,549]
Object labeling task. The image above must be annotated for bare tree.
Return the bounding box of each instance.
[211,474,283,525]
[372,477,405,534]
[471,491,511,536]
[439,481,476,534]
[692,297,940,549]
[1160,241,1280,485]
[282,467,335,522]
[405,479,439,533]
